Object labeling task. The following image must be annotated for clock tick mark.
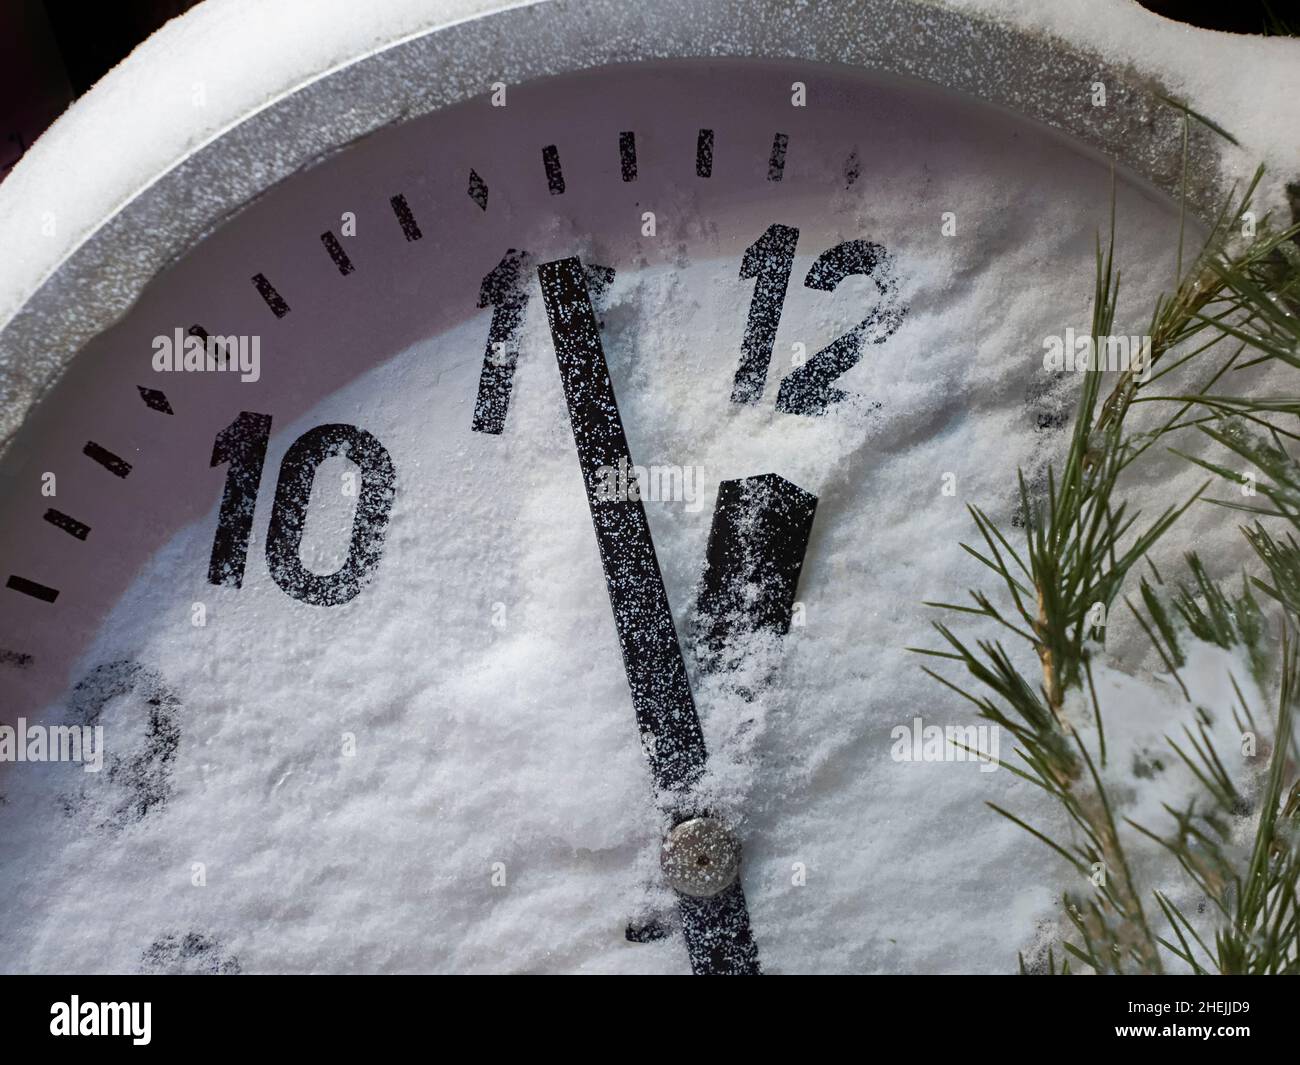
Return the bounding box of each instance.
[542,145,565,195]
[186,325,235,370]
[137,386,174,415]
[188,323,239,361]
[844,148,861,187]
[320,231,355,275]
[767,133,789,182]
[389,194,423,241]
[0,648,33,668]
[696,128,713,178]
[44,508,90,541]
[251,273,290,318]
[6,575,59,603]
[618,131,637,182]
[83,441,132,478]
[468,169,489,211]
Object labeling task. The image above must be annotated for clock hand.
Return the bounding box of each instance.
[695,473,818,684]
[537,255,760,974]
[537,255,707,794]
[626,474,817,960]
[663,475,817,974]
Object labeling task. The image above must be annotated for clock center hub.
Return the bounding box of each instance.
[660,817,743,898]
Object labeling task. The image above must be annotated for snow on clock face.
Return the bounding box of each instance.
[0,58,1187,974]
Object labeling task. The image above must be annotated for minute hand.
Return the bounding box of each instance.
[538,256,762,976]
[537,256,707,794]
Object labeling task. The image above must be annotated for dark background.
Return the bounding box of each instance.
[1139,0,1297,33]
[0,0,1295,182]
[0,0,200,180]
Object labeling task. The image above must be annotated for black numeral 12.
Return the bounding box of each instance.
[208,413,396,605]
[730,225,905,415]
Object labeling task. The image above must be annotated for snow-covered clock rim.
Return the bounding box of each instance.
[0,0,1292,456]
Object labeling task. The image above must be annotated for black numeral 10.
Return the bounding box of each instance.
[208,412,396,605]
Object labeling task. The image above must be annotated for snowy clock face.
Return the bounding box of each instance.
[0,58,1183,973]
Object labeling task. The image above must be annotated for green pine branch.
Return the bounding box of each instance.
[914,146,1300,973]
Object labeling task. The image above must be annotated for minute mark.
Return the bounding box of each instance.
[390,194,423,241]
[83,441,132,478]
[320,230,355,275]
[44,508,90,541]
[6,575,59,603]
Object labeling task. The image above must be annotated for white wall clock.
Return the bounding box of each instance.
[0,0,1296,975]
